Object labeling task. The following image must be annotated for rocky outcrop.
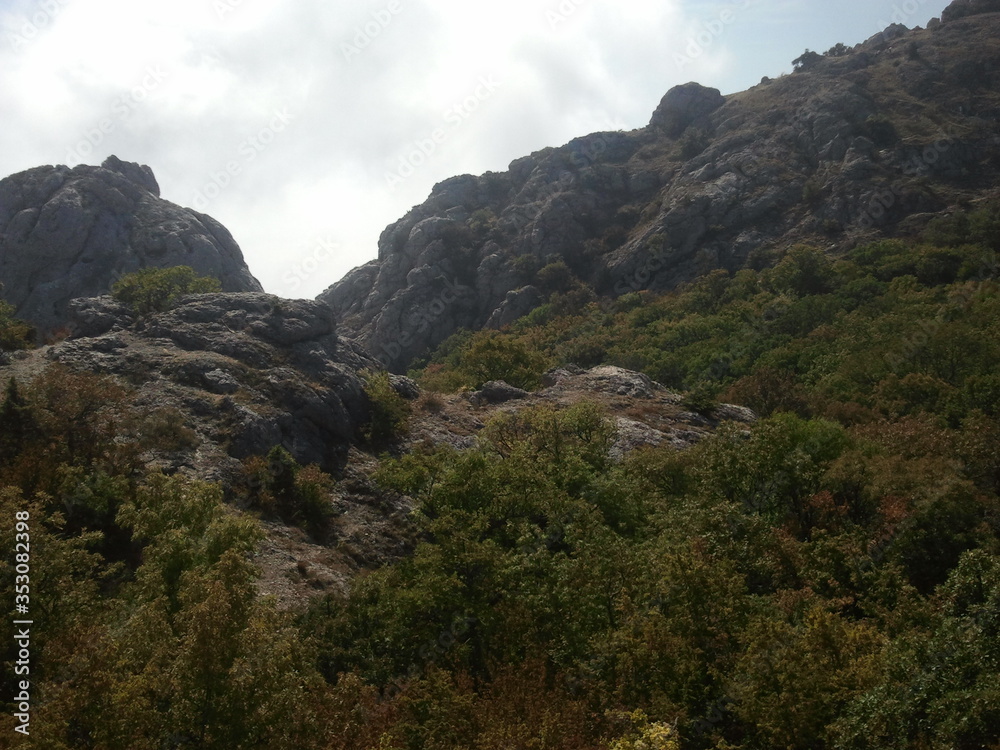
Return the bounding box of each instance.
[468,380,530,406]
[46,292,378,476]
[405,365,756,458]
[942,0,1000,22]
[0,156,262,333]
[321,14,1000,373]
[649,82,725,137]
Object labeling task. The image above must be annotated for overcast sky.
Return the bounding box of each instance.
[0,0,952,299]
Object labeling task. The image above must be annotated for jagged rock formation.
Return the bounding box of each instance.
[38,292,377,475]
[0,291,417,604]
[321,2,1000,372]
[0,156,262,333]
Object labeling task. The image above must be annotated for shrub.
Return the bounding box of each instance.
[0,298,33,351]
[111,265,221,315]
[511,253,541,282]
[293,464,337,538]
[362,370,412,444]
[0,378,36,467]
[237,446,335,539]
[536,260,575,294]
[468,208,499,239]
[792,49,822,71]
[609,711,680,750]
[416,390,446,414]
[139,407,200,451]
[682,381,718,416]
[766,245,835,296]
[723,367,810,417]
[677,127,709,159]
[802,178,824,205]
[458,332,549,390]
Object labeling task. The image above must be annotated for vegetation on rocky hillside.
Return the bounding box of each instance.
[0,296,33,351]
[111,265,222,316]
[3,4,1000,746]
[418,201,1000,429]
[2,200,998,746]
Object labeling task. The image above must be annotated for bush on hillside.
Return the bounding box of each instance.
[111,266,221,315]
[0,298,33,351]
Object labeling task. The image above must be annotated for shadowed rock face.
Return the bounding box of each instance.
[0,156,262,333]
[320,11,1000,373]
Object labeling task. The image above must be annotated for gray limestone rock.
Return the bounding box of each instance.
[469,380,530,406]
[317,15,1000,374]
[50,292,377,473]
[389,374,421,400]
[610,418,666,462]
[0,157,262,333]
[649,82,725,137]
[485,286,543,329]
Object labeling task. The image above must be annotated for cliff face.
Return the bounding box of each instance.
[320,4,1000,372]
[0,155,262,333]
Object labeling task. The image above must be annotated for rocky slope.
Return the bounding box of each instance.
[0,291,422,605]
[0,155,262,333]
[1,292,754,606]
[320,1,1000,372]
[406,365,755,459]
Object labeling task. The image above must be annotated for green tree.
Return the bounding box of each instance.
[833,550,1000,749]
[692,413,850,529]
[362,370,412,445]
[95,474,325,749]
[0,378,36,466]
[793,49,822,71]
[536,260,576,294]
[458,332,549,390]
[766,245,835,296]
[111,266,221,315]
[0,298,33,350]
[730,606,885,748]
[238,446,335,539]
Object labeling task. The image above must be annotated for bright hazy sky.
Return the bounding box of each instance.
[0,0,952,298]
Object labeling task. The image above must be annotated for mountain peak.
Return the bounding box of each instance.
[100,155,160,196]
[0,159,262,333]
[942,0,1000,22]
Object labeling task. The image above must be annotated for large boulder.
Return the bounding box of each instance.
[649,82,725,137]
[0,156,262,333]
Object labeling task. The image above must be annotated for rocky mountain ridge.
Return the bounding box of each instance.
[321,1,1000,372]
